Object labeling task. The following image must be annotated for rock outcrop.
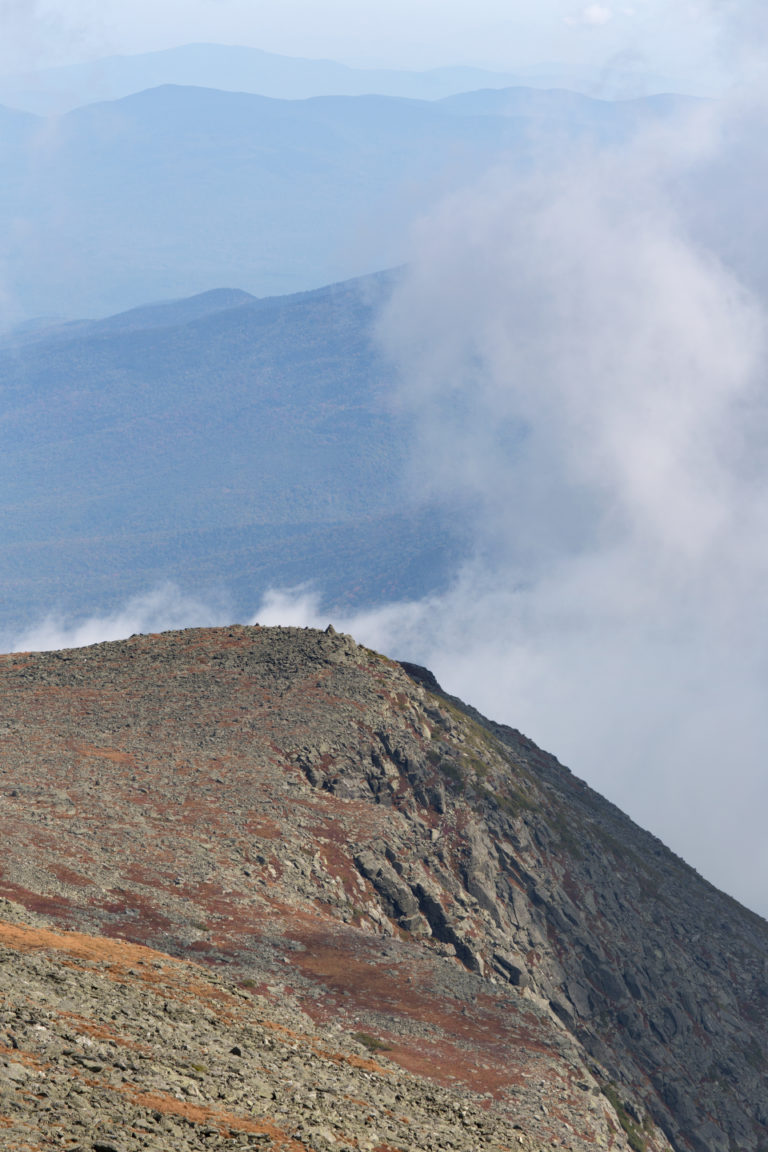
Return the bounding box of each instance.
[0,625,765,1152]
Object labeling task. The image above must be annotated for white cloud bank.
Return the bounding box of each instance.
[565,5,614,27]
[9,585,230,654]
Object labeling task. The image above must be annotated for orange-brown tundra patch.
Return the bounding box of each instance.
[55,1008,153,1053]
[0,883,75,922]
[48,865,96,888]
[115,1085,310,1151]
[0,1043,48,1074]
[307,838,362,893]
[75,744,134,765]
[0,1136,41,1152]
[0,918,235,1009]
[171,628,259,653]
[243,818,282,840]
[0,917,175,970]
[96,892,175,938]
[4,950,246,1043]
[282,920,550,1097]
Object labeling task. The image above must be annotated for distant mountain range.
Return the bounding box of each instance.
[0,82,698,321]
[0,68,701,635]
[0,42,684,116]
[0,272,466,639]
[439,86,697,125]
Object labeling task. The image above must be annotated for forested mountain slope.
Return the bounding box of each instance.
[0,273,463,638]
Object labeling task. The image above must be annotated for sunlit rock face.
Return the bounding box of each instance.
[0,624,765,1152]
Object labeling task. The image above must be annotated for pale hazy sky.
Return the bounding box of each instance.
[0,0,747,91]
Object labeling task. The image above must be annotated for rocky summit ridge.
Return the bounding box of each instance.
[0,624,765,1152]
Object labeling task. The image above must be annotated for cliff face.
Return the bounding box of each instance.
[0,625,765,1152]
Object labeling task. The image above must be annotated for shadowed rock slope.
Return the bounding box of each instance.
[0,625,765,1152]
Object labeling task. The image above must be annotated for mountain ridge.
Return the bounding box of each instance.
[0,82,699,319]
[0,42,657,116]
[0,624,764,1152]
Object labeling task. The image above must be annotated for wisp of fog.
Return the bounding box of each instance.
[367,92,768,915]
[254,93,768,917]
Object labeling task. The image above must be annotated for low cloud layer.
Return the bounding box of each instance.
[366,97,768,916]
[8,585,230,654]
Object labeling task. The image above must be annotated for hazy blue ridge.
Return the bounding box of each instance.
[437,86,704,127]
[0,42,587,116]
[0,83,699,322]
[0,271,467,635]
[0,85,525,318]
[9,288,258,346]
